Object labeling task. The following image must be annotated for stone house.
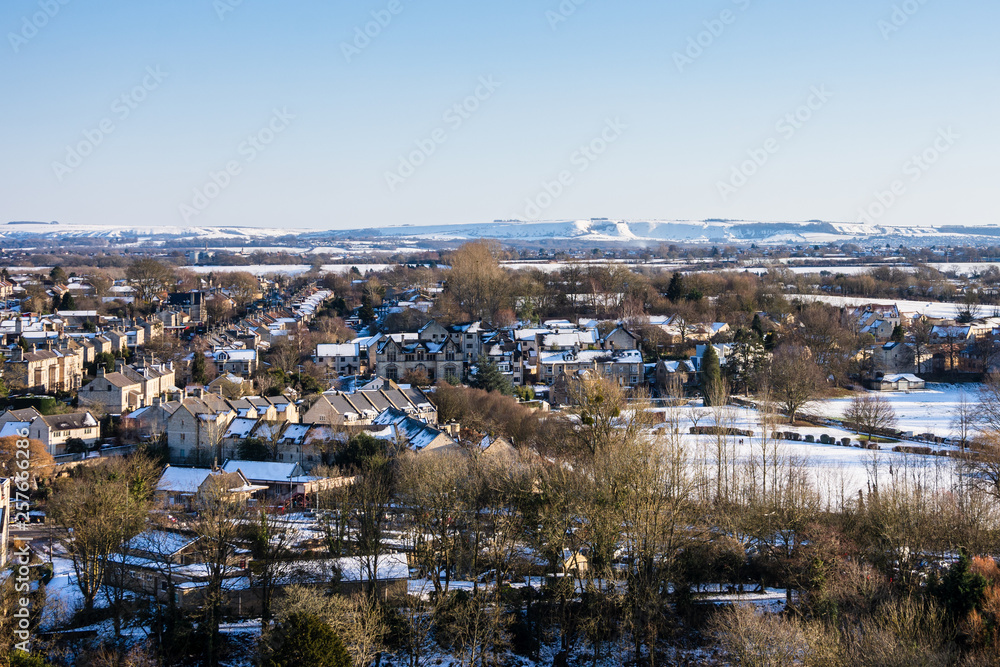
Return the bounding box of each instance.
[4,344,83,394]
[29,411,100,456]
[314,342,362,378]
[166,398,236,465]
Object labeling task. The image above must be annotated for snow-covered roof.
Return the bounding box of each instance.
[223,417,258,440]
[221,459,302,482]
[157,467,213,494]
[316,343,359,358]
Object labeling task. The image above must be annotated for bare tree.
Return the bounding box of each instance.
[126,258,174,304]
[844,393,898,444]
[769,345,826,424]
[445,241,511,323]
[191,475,248,666]
[951,388,975,452]
[49,455,159,617]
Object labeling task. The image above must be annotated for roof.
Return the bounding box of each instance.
[157,466,213,494]
[39,412,98,430]
[540,348,642,365]
[223,417,259,440]
[316,343,359,357]
[880,373,923,383]
[100,372,139,389]
[0,421,30,438]
[221,459,303,482]
[127,530,198,556]
[372,408,453,452]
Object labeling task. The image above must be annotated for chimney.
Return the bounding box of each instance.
[114,358,124,373]
[97,367,105,378]
[10,346,22,363]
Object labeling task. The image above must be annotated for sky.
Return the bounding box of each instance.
[1,0,997,231]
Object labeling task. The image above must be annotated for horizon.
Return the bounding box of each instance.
[2,1,997,230]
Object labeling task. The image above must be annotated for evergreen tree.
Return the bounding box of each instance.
[932,548,987,621]
[60,292,76,310]
[265,613,351,667]
[701,344,722,405]
[49,266,67,283]
[751,313,765,339]
[358,298,376,325]
[666,272,685,302]
[726,328,767,395]
[472,355,513,395]
[191,353,207,385]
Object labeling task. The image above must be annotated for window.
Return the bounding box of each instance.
[445,352,455,361]
[386,366,398,381]
[386,350,397,362]
[405,354,415,362]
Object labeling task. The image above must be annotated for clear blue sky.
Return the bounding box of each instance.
[1,0,997,230]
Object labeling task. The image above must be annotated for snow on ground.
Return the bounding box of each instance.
[661,401,961,504]
[811,383,976,438]
[790,294,966,318]
[186,264,399,276]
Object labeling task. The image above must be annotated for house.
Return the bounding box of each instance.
[213,349,258,377]
[375,335,465,384]
[872,341,928,374]
[870,373,926,392]
[371,407,459,455]
[4,344,84,394]
[601,325,642,351]
[314,342,363,378]
[29,411,100,456]
[302,380,437,426]
[653,359,698,395]
[476,434,517,461]
[165,398,237,464]
[220,459,321,498]
[79,358,178,415]
[168,291,204,322]
[78,369,142,414]
[155,465,266,508]
[122,400,178,441]
[539,348,644,390]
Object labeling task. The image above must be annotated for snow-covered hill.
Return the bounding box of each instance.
[4,218,1000,246]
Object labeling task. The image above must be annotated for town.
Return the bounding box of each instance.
[2,238,1000,665]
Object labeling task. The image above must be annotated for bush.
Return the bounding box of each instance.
[265,612,351,667]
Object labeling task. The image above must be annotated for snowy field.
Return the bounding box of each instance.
[810,383,976,438]
[790,294,968,318]
[186,263,399,275]
[664,398,962,505]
